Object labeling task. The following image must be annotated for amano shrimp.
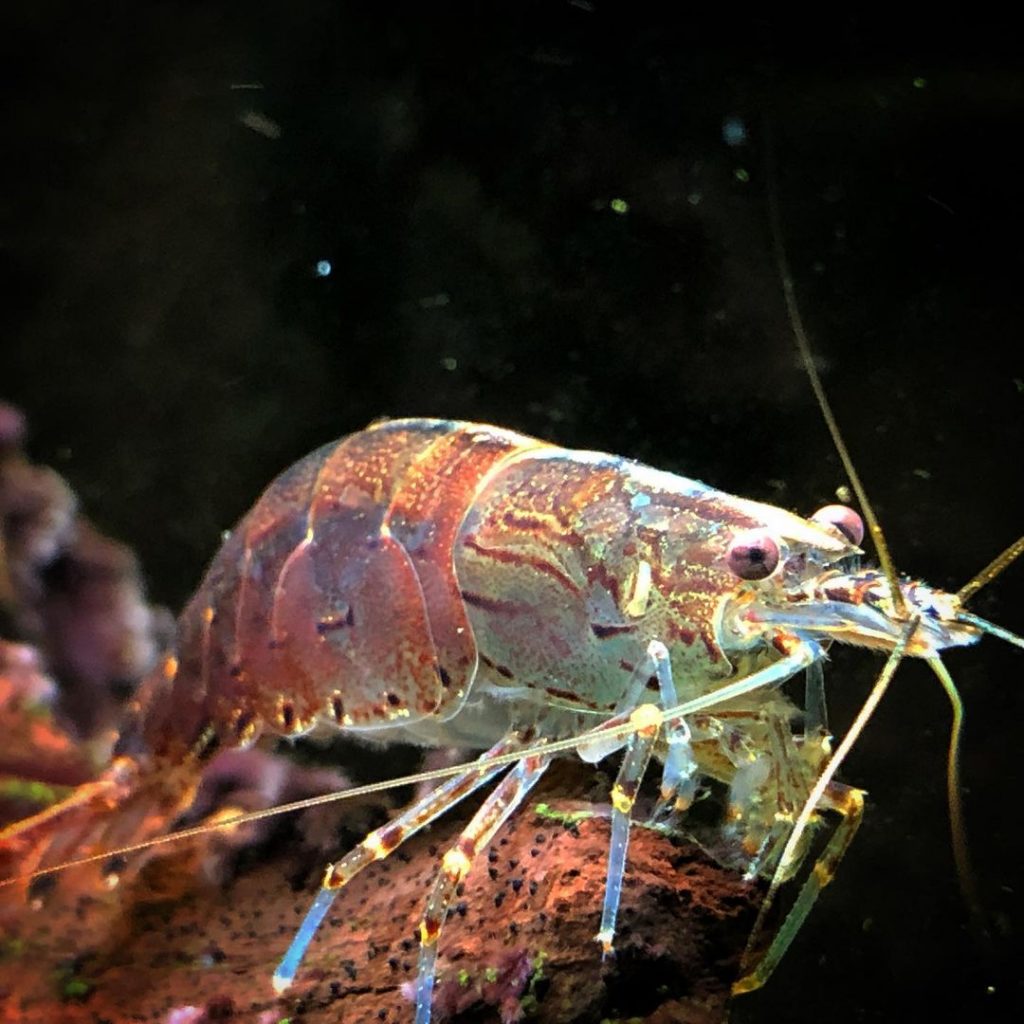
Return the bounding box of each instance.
[2,415,1018,1024]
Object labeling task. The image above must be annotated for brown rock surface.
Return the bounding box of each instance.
[0,762,760,1024]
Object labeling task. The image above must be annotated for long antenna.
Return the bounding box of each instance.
[763,122,983,951]
[0,671,781,890]
[739,617,916,978]
[927,655,981,923]
[957,533,1024,604]
[763,128,907,617]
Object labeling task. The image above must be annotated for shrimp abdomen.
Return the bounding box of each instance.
[138,420,550,757]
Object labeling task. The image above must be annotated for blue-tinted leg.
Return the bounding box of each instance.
[803,660,828,738]
[273,887,337,992]
[640,641,697,818]
[414,750,552,1024]
[272,735,517,996]
[595,702,661,956]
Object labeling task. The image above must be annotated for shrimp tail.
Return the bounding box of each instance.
[0,755,196,896]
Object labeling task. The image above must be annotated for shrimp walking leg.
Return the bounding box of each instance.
[584,636,826,957]
[803,660,828,738]
[415,750,553,1024]
[595,640,696,953]
[595,702,664,955]
[577,640,696,809]
[273,734,523,994]
[644,641,697,815]
[733,780,864,994]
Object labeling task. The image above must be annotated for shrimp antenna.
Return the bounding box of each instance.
[762,129,905,616]
[738,617,917,982]
[0,672,764,890]
[956,533,1024,607]
[927,655,979,921]
[955,609,1024,651]
[762,123,985,944]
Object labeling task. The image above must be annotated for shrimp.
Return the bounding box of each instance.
[2,415,1016,1024]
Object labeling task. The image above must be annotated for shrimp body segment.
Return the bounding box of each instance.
[123,418,890,761]
[1,417,987,1024]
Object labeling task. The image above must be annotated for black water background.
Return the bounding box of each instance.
[2,6,1022,1021]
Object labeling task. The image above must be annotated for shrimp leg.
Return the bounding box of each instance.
[595,701,664,955]
[597,636,828,956]
[733,780,864,994]
[414,748,553,1024]
[273,733,525,994]
[596,640,696,954]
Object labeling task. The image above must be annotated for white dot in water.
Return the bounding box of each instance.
[722,116,747,147]
[315,260,332,277]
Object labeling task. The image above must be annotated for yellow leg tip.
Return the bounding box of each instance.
[610,785,633,815]
[440,847,472,879]
[419,920,440,947]
[732,974,760,996]
[630,703,662,733]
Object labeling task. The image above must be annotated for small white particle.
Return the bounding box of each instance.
[722,116,747,147]
[239,110,281,139]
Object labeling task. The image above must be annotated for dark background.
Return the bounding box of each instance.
[2,4,1022,1022]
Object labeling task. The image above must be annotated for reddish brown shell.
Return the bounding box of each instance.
[130,420,550,761]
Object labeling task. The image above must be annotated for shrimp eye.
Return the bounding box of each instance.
[726,530,780,580]
[811,504,865,546]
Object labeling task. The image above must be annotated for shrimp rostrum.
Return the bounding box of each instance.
[0,417,1013,1024]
